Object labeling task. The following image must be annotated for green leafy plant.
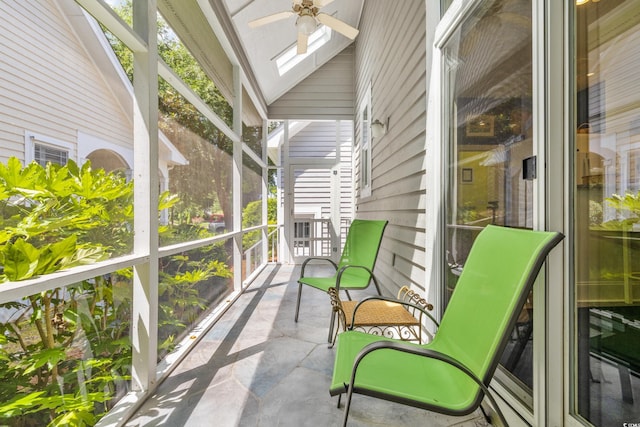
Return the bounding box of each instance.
[0,159,134,426]
[607,191,640,219]
[157,248,231,356]
[0,158,231,426]
[242,197,277,250]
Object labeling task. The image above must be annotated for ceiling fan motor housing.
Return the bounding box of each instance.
[249,0,357,55]
[295,3,318,35]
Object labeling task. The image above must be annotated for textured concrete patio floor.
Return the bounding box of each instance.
[125,263,490,427]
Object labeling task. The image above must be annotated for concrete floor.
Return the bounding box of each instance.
[125,264,490,427]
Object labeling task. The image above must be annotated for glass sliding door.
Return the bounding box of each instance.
[573,1,640,425]
[442,0,535,402]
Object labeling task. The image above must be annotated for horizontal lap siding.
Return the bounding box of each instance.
[290,122,338,159]
[289,120,353,221]
[0,0,131,163]
[268,47,355,120]
[354,0,427,296]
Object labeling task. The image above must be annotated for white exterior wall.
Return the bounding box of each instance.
[353,0,427,296]
[288,120,353,220]
[0,0,131,164]
[290,121,339,159]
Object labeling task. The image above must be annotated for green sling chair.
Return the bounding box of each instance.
[295,219,388,342]
[330,225,564,426]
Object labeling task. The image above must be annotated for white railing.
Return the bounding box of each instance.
[292,218,352,258]
[293,218,332,258]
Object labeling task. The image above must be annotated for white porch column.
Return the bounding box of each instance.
[131,0,159,392]
[233,65,243,289]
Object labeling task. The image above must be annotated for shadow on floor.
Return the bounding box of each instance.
[125,264,489,427]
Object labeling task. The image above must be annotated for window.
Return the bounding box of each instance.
[294,221,310,239]
[276,26,332,76]
[34,143,68,167]
[25,132,74,167]
[360,84,372,197]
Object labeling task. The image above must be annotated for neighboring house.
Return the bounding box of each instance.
[0,0,187,190]
[268,120,353,264]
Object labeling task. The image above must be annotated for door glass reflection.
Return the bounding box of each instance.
[574,1,640,425]
[442,0,534,399]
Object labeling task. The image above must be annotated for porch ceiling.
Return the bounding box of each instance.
[221,0,364,105]
[157,0,362,120]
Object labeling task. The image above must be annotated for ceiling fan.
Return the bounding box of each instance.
[248,0,359,55]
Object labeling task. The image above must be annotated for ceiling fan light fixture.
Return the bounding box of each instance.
[297,14,317,35]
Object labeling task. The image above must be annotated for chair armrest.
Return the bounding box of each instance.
[349,295,440,331]
[300,257,338,278]
[398,285,434,311]
[348,340,506,426]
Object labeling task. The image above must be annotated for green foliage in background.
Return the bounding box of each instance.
[606,190,640,227]
[242,198,277,249]
[0,158,231,426]
[0,159,133,426]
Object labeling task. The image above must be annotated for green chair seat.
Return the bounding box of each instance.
[330,331,478,412]
[295,219,388,342]
[330,225,564,426]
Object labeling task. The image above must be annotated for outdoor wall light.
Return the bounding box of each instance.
[371,118,388,138]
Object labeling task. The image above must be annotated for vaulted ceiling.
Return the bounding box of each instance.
[154,0,363,124]
[220,0,364,105]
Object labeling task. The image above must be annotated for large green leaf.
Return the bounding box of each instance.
[1,239,40,281]
[22,347,67,376]
[0,180,10,200]
[0,391,46,417]
[36,235,78,275]
[0,157,40,190]
[159,190,180,211]
[42,163,77,198]
[50,409,97,427]
[65,244,109,267]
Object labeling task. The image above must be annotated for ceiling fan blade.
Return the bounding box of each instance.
[248,11,295,28]
[317,13,359,39]
[314,0,335,7]
[297,32,309,54]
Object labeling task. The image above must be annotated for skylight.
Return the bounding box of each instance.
[275,26,332,76]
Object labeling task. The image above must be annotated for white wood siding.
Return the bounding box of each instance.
[0,0,131,163]
[290,121,337,159]
[292,168,332,217]
[288,120,353,221]
[353,1,427,296]
[268,46,355,120]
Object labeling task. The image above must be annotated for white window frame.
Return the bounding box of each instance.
[24,131,76,166]
[360,83,372,197]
